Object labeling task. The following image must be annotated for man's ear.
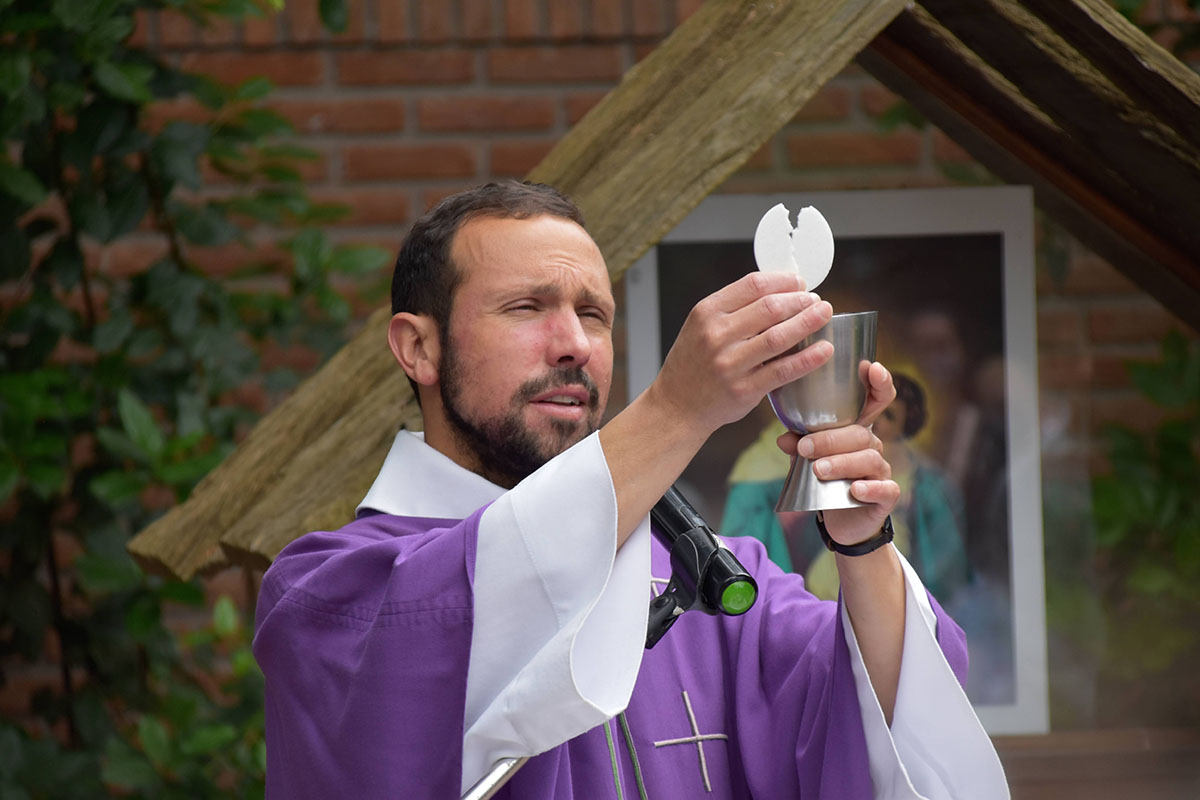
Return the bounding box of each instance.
[388,312,441,387]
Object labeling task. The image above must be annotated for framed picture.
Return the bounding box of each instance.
[625,187,1047,734]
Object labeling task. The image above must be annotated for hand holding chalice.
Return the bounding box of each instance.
[752,204,878,512]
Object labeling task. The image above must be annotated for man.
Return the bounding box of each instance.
[254,181,1007,798]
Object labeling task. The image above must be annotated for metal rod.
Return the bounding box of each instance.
[461,756,529,800]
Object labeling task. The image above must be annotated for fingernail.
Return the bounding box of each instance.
[814,458,829,476]
[799,438,814,457]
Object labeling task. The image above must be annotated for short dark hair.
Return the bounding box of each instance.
[892,372,928,439]
[390,180,587,401]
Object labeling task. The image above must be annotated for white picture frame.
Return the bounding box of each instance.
[625,187,1048,735]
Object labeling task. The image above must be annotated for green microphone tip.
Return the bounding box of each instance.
[720,580,756,615]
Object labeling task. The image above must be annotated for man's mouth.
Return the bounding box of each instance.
[539,394,583,406]
[531,387,590,407]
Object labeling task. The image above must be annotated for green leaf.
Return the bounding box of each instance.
[169,201,239,247]
[155,449,224,486]
[76,98,134,156]
[159,580,205,606]
[151,122,208,191]
[0,455,18,505]
[69,193,111,242]
[93,311,133,354]
[316,286,350,322]
[81,15,134,55]
[259,163,301,183]
[232,107,293,139]
[0,726,22,778]
[0,223,30,281]
[329,245,388,275]
[101,739,158,791]
[0,161,46,207]
[7,580,51,645]
[231,647,259,677]
[287,228,330,282]
[0,52,31,99]
[136,714,169,767]
[180,724,236,756]
[876,100,926,132]
[212,595,239,638]
[233,76,274,102]
[43,238,82,291]
[124,595,161,642]
[103,169,149,241]
[4,12,57,34]
[319,0,349,32]
[24,462,66,499]
[118,389,166,460]
[93,61,154,104]
[75,552,142,595]
[89,470,147,506]
[175,391,207,438]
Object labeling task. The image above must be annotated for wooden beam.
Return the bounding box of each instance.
[1021,0,1200,149]
[129,0,910,578]
[860,33,1200,331]
[917,0,1200,274]
[527,0,910,281]
[860,5,1200,331]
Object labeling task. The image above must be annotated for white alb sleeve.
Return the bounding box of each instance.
[841,552,1010,800]
[460,433,651,793]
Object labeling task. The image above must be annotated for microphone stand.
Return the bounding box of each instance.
[461,486,758,800]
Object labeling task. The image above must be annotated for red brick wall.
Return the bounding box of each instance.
[120,0,1200,533]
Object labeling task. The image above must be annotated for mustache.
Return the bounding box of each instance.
[515,366,600,409]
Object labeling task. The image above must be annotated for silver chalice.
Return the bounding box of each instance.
[769,311,877,512]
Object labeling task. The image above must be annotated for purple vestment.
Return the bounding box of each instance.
[255,510,968,799]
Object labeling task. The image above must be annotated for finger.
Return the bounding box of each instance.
[798,424,880,458]
[776,430,801,455]
[811,449,891,482]
[704,271,804,314]
[723,290,821,342]
[751,338,833,395]
[857,362,896,426]
[820,494,896,540]
[849,479,901,511]
[739,298,833,366]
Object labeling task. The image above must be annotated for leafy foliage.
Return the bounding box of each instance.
[1090,331,1200,723]
[0,0,376,796]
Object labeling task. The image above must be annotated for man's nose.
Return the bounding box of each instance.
[546,310,592,366]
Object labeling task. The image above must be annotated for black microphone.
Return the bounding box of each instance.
[645,486,759,648]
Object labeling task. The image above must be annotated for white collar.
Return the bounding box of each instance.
[356,430,505,519]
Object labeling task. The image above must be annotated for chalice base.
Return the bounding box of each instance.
[774,455,868,513]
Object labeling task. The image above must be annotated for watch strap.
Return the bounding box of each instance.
[816,512,894,557]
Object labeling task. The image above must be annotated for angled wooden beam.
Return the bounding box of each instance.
[859,1,1200,331]
[915,0,1200,294]
[1019,0,1200,149]
[128,0,910,579]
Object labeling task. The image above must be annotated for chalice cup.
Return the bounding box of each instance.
[769,311,878,512]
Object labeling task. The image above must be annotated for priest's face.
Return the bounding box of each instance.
[435,214,614,488]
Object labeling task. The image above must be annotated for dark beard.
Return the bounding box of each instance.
[439,345,601,489]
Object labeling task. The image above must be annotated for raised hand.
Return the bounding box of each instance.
[652,271,833,438]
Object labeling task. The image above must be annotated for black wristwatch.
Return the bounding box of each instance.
[815,512,894,557]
